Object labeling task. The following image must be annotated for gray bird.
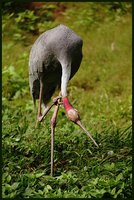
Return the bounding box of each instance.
[29,24,83,123]
[29,25,98,176]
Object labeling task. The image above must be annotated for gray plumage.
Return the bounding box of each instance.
[29,24,83,106]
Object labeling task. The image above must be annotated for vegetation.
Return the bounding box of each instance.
[2,2,132,198]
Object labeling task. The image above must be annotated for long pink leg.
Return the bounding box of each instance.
[50,102,60,176]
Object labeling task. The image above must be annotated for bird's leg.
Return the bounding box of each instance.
[37,81,44,122]
[50,98,60,176]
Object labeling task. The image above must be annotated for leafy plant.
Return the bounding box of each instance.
[2,65,28,100]
[14,5,58,34]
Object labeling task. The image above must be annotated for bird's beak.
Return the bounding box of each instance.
[76,120,99,148]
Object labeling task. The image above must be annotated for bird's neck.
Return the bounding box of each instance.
[63,97,73,112]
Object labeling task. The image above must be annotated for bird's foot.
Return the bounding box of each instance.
[53,96,62,105]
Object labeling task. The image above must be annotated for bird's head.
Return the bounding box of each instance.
[62,96,99,148]
[62,97,80,123]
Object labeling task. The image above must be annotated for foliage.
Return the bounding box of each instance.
[2,65,28,100]
[2,2,132,199]
[14,5,58,34]
[14,10,39,32]
[2,3,58,34]
[2,2,132,34]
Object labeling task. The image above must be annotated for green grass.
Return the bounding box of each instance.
[2,3,132,198]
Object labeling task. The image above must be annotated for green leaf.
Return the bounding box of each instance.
[46,185,52,190]
[104,162,115,171]
[116,173,123,182]
[15,137,20,142]
[91,177,99,185]
[7,175,11,183]
[43,185,52,194]
[35,172,44,178]
[38,190,43,195]
[9,191,17,198]
[11,182,19,190]
[114,188,123,198]
[111,187,116,195]
[24,187,34,196]
[5,183,11,191]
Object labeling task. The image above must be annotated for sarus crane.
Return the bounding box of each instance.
[29,24,98,176]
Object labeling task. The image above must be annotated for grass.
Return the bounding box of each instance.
[2,3,132,198]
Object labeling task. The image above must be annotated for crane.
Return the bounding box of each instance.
[29,24,98,176]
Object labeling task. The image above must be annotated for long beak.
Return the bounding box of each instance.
[76,120,99,148]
